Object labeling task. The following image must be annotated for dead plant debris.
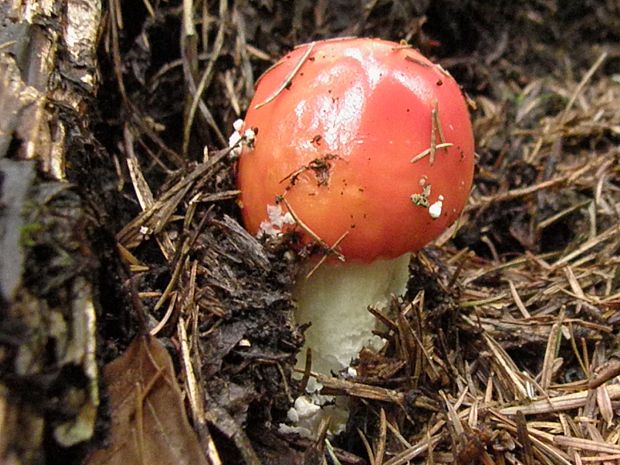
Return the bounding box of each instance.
[94,1,620,464]
[85,335,211,465]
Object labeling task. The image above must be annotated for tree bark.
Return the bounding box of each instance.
[0,1,101,463]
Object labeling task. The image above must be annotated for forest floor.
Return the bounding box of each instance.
[74,1,620,464]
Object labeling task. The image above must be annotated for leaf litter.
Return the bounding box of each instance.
[93,1,620,464]
[85,335,211,465]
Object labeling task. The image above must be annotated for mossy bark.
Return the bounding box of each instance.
[0,1,101,463]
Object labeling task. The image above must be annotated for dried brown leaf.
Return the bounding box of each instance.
[86,336,209,465]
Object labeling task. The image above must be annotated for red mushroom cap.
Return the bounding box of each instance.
[237,37,475,262]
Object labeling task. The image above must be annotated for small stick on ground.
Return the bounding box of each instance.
[280,196,328,248]
[434,101,448,145]
[305,230,350,279]
[298,348,313,394]
[430,100,450,165]
[411,143,453,164]
[254,42,316,109]
[411,101,451,165]
[516,411,536,465]
[429,102,438,165]
[279,197,347,267]
[589,357,620,389]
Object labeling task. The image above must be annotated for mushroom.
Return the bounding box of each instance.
[236,38,474,378]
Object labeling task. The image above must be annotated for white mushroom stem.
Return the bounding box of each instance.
[293,253,411,375]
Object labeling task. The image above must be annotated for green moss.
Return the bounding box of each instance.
[20,222,43,248]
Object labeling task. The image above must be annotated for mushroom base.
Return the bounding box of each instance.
[293,253,411,376]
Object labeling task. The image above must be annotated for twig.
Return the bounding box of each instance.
[539,309,564,390]
[411,143,453,164]
[298,348,312,395]
[280,197,328,248]
[280,197,347,265]
[357,428,375,465]
[560,51,607,124]
[382,422,445,465]
[554,223,620,266]
[307,372,404,404]
[305,230,349,279]
[516,412,535,465]
[434,101,448,145]
[150,292,178,336]
[429,102,438,165]
[508,280,530,318]
[410,101,451,165]
[500,384,620,415]
[182,0,228,155]
[254,42,315,109]
[375,409,387,465]
[467,157,598,212]
[554,436,620,454]
[589,357,620,389]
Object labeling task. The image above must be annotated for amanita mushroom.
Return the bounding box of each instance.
[236,38,474,378]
